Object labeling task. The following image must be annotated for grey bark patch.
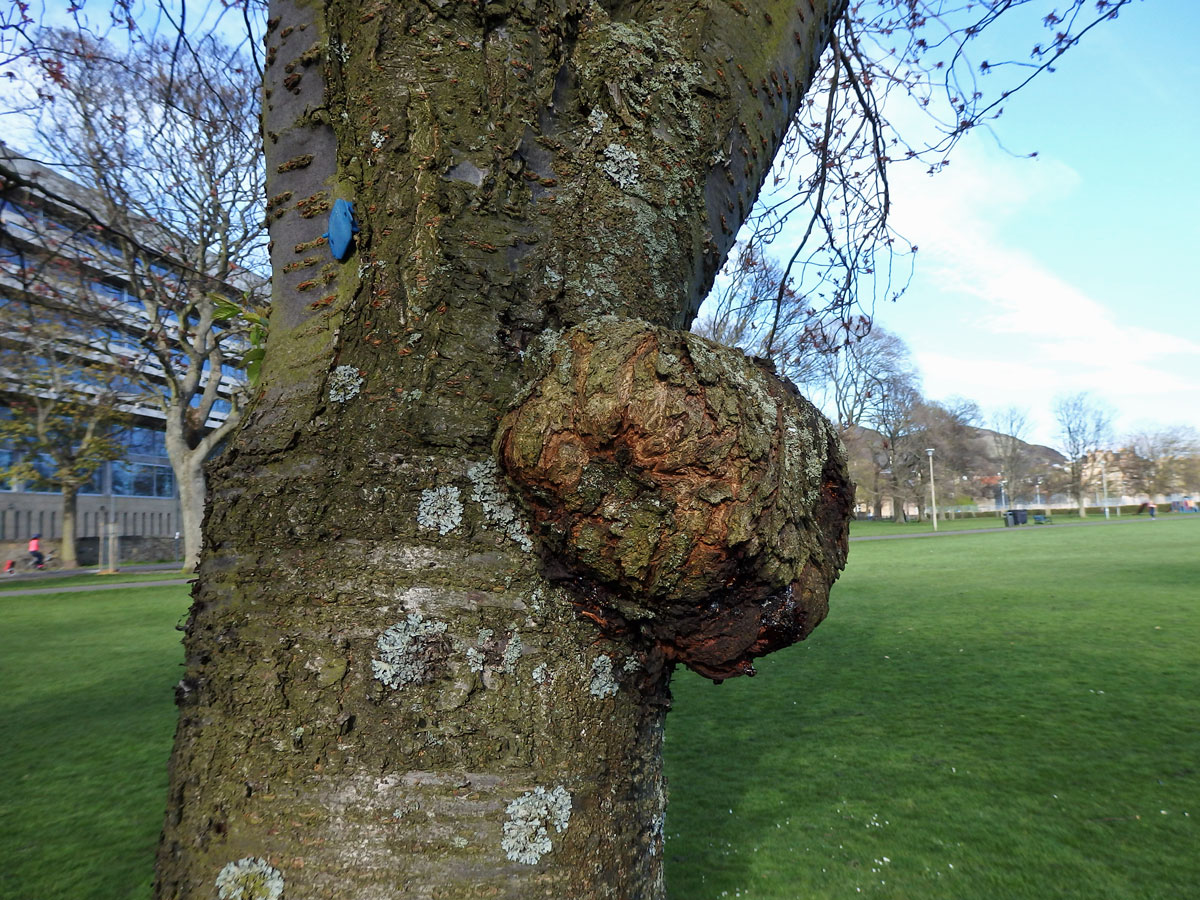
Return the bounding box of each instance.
[445,159,489,186]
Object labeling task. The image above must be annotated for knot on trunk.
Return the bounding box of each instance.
[496,318,852,680]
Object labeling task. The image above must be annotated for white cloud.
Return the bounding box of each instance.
[880,139,1200,443]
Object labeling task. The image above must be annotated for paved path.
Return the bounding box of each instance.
[0,562,191,598]
[2,517,1186,595]
[848,515,1168,541]
[2,578,192,597]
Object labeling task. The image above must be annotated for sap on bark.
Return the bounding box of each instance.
[496,318,853,681]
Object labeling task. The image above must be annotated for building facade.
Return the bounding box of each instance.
[1,143,248,555]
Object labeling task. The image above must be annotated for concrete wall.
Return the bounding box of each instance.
[0,493,182,543]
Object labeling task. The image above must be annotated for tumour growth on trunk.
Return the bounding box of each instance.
[498,317,852,680]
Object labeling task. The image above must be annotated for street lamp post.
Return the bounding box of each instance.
[925,448,938,532]
[1101,457,1110,520]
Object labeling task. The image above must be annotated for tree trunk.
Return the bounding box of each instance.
[156,1,846,897]
[166,422,223,570]
[60,483,79,568]
[174,451,207,570]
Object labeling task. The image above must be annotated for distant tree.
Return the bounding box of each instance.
[1,27,266,565]
[918,397,981,518]
[1121,427,1199,498]
[1053,392,1113,517]
[991,406,1032,503]
[808,325,918,431]
[691,241,824,387]
[863,372,925,520]
[0,303,131,566]
[1179,449,1200,496]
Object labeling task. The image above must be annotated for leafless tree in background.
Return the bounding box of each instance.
[1054,391,1113,516]
[1,27,266,565]
[0,298,133,566]
[1121,426,1200,499]
[917,396,982,517]
[991,405,1032,502]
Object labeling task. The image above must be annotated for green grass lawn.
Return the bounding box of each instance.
[848,510,1177,538]
[0,586,190,900]
[2,520,1197,900]
[664,516,1200,899]
[849,513,1010,537]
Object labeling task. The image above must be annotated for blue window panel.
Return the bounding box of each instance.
[125,426,168,459]
[112,460,133,495]
[132,465,155,497]
[79,465,106,495]
[154,466,175,498]
[112,461,174,497]
[0,446,14,491]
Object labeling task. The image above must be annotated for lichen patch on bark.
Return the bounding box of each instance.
[496,317,852,680]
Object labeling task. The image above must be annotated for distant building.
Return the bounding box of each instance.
[0,144,248,553]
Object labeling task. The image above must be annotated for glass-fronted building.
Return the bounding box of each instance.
[1,143,253,551]
[0,424,181,542]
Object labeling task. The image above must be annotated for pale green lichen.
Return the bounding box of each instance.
[417,485,463,534]
[649,811,665,856]
[531,662,549,684]
[215,858,284,900]
[528,587,545,615]
[600,142,640,190]
[327,365,363,403]
[502,633,522,673]
[589,654,619,698]
[372,613,449,689]
[575,20,703,140]
[467,459,532,550]
[501,785,573,864]
[465,646,485,674]
[588,107,608,133]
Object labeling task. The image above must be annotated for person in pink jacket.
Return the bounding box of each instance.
[28,534,45,569]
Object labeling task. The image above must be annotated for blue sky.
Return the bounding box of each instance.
[16,2,1196,449]
[860,0,1199,447]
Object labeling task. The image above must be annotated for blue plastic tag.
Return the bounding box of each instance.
[323,198,359,262]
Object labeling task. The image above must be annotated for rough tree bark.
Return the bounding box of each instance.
[156,1,849,897]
